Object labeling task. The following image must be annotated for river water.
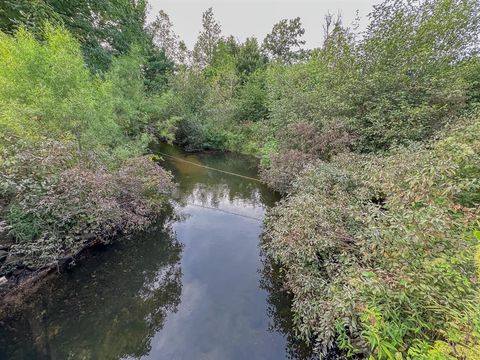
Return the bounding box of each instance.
[0,144,311,360]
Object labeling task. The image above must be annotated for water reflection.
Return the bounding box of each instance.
[0,144,312,360]
[260,260,315,360]
[0,222,182,360]
[146,144,312,359]
[152,142,278,209]
[140,144,288,359]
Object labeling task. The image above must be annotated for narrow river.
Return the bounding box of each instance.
[0,144,312,360]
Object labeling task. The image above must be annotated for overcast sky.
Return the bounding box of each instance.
[147,0,381,49]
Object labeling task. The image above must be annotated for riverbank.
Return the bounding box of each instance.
[262,115,480,358]
[157,110,480,359]
[0,143,175,306]
[0,141,255,311]
[0,143,310,360]
[0,27,177,307]
[0,207,177,314]
[0,231,116,310]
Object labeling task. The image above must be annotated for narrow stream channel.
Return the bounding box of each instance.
[0,144,312,360]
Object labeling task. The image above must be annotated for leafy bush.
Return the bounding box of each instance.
[261,0,480,156]
[263,113,480,358]
[174,116,207,151]
[0,26,124,152]
[351,0,479,151]
[0,26,175,274]
[259,150,315,193]
[277,121,354,160]
[0,26,176,152]
[1,140,174,270]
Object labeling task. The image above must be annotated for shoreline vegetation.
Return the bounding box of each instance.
[0,24,175,300]
[263,116,480,358]
[1,0,480,358]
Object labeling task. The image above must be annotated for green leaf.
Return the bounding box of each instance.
[474,230,480,241]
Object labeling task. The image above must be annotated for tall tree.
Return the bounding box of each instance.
[143,46,174,94]
[148,10,179,62]
[176,40,192,66]
[0,0,61,33]
[236,37,267,81]
[262,17,306,64]
[192,7,222,69]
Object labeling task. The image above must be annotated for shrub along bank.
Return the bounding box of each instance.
[263,114,480,358]
[148,0,480,162]
[0,27,174,289]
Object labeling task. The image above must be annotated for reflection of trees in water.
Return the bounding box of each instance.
[157,144,280,210]
[171,166,280,215]
[0,220,183,360]
[259,256,315,360]
[180,183,266,210]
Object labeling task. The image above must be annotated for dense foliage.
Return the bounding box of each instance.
[1,0,480,358]
[1,140,173,269]
[0,26,174,274]
[0,0,157,72]
[148,0,479,169]
[263,114,480,358]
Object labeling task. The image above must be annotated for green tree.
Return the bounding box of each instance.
[0,0,61,34]
[0,25,121,151]
[0,0,152,72]
[262,17,306,64]
[234,70,268,122]
[192,7,222,69]
[143,46,174,94]
[148,10,179,63]
[354,0,480,150]
[235,37,267,82]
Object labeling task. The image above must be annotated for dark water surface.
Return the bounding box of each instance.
[0,144,311,360]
